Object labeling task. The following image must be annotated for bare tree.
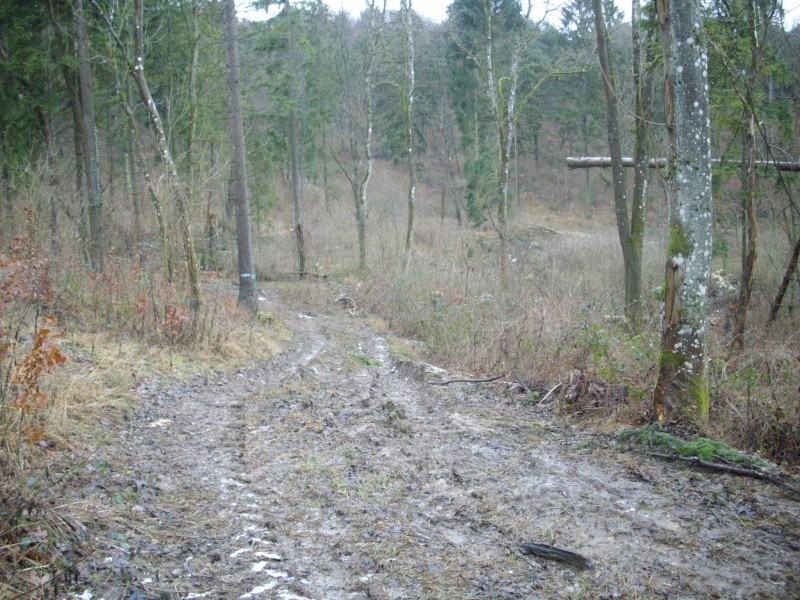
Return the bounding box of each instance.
[652,0,714,423]
[223,0,258,310]
[331,1,386,273]
[401,0,416,273]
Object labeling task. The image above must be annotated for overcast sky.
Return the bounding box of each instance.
[236,0,800,29]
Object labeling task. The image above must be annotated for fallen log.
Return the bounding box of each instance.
[566,156,800,172]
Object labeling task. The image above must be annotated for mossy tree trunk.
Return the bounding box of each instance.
[653,0,714,423]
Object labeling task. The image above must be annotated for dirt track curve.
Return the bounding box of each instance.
[67,288,799,599]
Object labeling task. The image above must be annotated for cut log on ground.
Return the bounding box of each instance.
[566,156,800,172]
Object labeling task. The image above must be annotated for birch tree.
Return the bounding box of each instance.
[401,0,416,273]
[653,0,713,423]
[95,0,202,311]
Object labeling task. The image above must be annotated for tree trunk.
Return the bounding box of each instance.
[52,11,89,256]
[285,1,306,279]
[76,0,103,272]
[322,127,331,215]
[185,0,200,183]
[593,0,633,318]
[38,107,59,253]
[731,0,760,352]
[482,4,509,280]
[354,2,382,274]
[653,0,714,423]
[401,0,416,274]
[223,0,258,310]
[629,0,654,329]
[290,109,306,277]
[768,234,799,322]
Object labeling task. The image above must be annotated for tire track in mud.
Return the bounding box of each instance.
[75,299,799,600]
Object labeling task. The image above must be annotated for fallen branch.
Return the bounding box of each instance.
[520,542,594,570]
[646,451,800,499]
[430,375,502,386]
[537,383,562,406]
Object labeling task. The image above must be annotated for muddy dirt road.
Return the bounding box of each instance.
[68,290,799,599]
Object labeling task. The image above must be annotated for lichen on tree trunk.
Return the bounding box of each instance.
[653,0,713,423]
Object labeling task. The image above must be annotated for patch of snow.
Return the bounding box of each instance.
[253,552,284,561]
[229,547,251,558]
[240,581,279,598]
[221,477,246,488]
[277,592,312,600]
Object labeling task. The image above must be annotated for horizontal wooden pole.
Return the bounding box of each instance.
[566,156,800,172]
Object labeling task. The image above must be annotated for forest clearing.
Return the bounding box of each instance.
[1,0,800,598]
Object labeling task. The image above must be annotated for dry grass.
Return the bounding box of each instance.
[0,218,285,598]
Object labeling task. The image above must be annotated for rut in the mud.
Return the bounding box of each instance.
[69,298,798,600]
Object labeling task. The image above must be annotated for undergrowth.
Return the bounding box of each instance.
[0,216,282,598]
[618,422,768,468]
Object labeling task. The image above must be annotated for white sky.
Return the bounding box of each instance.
[237,0,800,28]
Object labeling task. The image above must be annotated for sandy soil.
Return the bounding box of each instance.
[63,288,799,599]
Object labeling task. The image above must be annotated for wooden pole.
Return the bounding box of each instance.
[566,156,800,172]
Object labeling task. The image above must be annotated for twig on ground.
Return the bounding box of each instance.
[646,451,800,499]
[430,375,502,386]
[537,383,562,406]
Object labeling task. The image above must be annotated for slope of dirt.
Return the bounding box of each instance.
[62,288,798,599]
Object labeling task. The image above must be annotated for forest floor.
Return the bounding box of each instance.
[59,285,799,600]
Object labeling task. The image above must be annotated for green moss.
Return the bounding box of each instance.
[659,350,684,369]
[651,282,666,301]
[667,225,691,256]
[690,375,709,421]
[617,422,766,467]
[354,355,382,367]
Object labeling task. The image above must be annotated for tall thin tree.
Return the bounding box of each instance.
[223,0,258,310]
[401,0,417,273]
[75,0,103,272]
